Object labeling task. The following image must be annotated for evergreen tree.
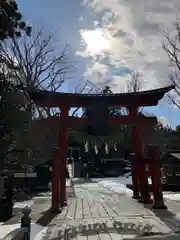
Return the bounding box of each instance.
[0,0,31,40]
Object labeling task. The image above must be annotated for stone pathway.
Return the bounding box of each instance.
[41,180,179,239]
[3,179,180,239]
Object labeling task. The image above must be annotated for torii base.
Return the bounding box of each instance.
[138,198,153,204]
[51,208,61,214]
[132,195,141,200]
[152,202,167,210]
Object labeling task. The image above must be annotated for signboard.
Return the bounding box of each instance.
[14,172,37,178]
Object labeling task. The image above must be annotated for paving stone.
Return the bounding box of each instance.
[4,179,180,239]
[40,180,176,239]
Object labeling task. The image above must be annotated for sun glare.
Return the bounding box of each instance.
[81,29,110,54]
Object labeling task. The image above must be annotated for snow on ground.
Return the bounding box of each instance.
[0,222,46,240]
[93,176,180,204]
[93,177,133,196]
[93,176,152,197]
[174,213,180,222]
[0,223,21,240]
[13,200,34,215]
[164,193,180,201]
[34,226,48,240]
[30,223,46,240]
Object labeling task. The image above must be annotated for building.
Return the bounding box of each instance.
[161,151,180,187]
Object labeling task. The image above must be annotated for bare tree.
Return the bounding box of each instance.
[127,71,142,93]
[123,71,144,114]
[0,28,72,91]
[0,28,73,168]
[163,19,180,109]
[71,80,103,117]
[1,28,73,120]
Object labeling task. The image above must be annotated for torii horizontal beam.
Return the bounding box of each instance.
[39,115,157,127]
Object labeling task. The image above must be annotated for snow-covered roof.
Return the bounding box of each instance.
[170,153,180,160]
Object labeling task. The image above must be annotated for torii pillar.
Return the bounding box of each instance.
[51,147,60,213]
[147,144,167,209]
[59,105,69,207]
[129,107,151,203]
[51,105,69,213]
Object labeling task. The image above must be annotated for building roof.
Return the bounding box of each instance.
[26,85,174,107]
[170,153,180,160]
[161,152,180,164]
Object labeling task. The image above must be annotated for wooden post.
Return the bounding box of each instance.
[129,107,151,204]
[59,105,69,207]
[51,148,60,213]
[21,206,31,240]
[147,144,167,209]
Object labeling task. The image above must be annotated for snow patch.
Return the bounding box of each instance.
[0,222,46,240]
[31,223,45,240]
[93,177,133,196]
[0,223,20,239]
[164,193,180,201]
[93,176,152,196]
[34,226,48,240]
[13,200,34,214]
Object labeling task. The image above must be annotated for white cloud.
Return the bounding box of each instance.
[77,0,180,91]
[110,75,131,92]
[158,116,170,127]
[83,61,108,81]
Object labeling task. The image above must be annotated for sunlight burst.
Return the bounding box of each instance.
[81,29,110,55]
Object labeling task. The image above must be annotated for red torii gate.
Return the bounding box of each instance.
[27,85,174,213]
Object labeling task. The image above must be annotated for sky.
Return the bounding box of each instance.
[16,0,180,128]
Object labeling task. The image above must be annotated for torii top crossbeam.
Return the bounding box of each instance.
[27,85,174,108]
